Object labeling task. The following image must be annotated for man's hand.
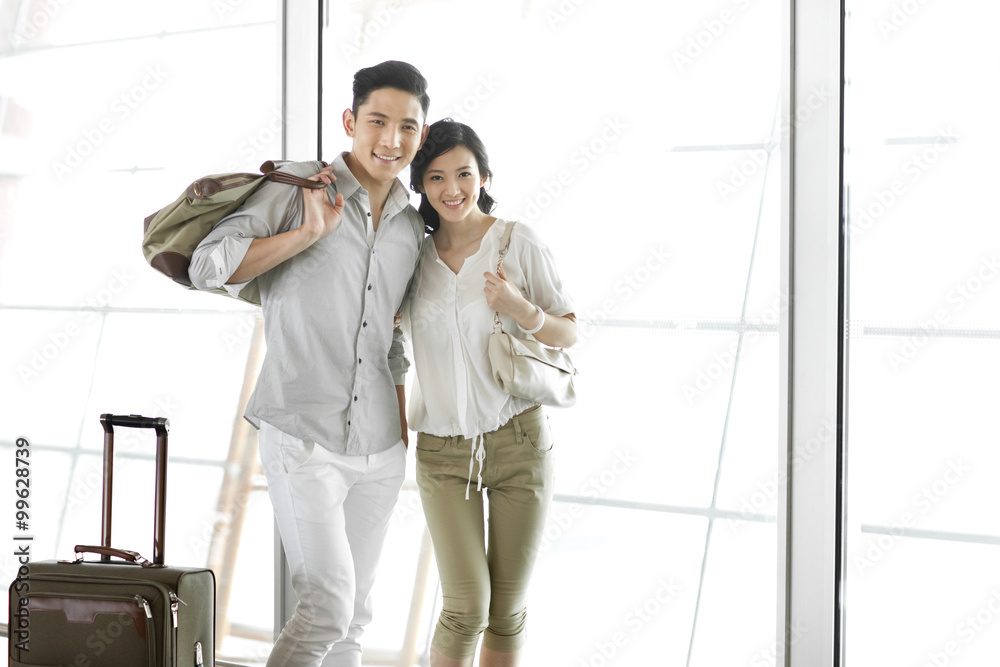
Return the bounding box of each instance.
[396,384,409,449]
[300,166,345,243]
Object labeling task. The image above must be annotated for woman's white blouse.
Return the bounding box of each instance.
[406,219,575,439]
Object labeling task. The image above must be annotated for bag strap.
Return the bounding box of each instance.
[493,221,517,332]
[259,160,329,189]
[495,220,516,274]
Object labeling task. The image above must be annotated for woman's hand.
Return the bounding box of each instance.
[300,166,345,243]
[483,265,541,328]
[484,265,578,347]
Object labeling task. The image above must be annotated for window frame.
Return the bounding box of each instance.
[777,0,848,665]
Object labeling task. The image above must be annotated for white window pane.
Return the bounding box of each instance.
[845,1,1000,664]
[1,2,281,662]
[325,0,783,663]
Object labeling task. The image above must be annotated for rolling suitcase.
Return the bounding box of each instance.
[8,414,215,667]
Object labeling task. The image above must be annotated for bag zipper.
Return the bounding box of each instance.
[169,590,188,661]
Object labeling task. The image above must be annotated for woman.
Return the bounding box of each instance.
[405,119,578,667]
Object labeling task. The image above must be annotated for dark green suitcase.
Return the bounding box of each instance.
[8,414,215,667]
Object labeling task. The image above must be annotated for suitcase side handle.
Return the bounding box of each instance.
[72,544,159,568]
[98,413,169,566]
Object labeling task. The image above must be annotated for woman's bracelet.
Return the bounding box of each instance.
[519,304,545,335]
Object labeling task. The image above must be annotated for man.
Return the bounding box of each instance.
[189,61,430,667]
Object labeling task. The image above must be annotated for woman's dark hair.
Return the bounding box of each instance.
[409,119,496,234]
[352,60,430,120]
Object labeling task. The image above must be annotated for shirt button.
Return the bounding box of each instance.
[363,321,368,328]
[358,358,362,364]
[367,212,372,217]
[354,396,358,402]
[367,284,372,291]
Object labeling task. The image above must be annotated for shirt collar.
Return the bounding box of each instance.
[330,152,363,200]
[330,152,413,216]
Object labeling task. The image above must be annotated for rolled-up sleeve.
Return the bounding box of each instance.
[516,225,575,317]
[388,324,410,385]
[189,233,254,294]
[188,164,312,293]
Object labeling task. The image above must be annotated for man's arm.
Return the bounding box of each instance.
[388,311,411,447]
[228,168,345,284]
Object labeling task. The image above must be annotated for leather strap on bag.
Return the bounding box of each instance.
[261,160,329,189]
[265,170,328,189]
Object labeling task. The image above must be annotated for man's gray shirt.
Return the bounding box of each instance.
[189,153,423,455]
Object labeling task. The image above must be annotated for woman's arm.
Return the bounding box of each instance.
[483,266,579,348]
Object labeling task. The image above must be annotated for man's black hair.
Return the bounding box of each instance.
[352,60,430,120]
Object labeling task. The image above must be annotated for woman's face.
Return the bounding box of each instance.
[421,145,487,225]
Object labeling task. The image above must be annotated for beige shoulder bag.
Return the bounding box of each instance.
[487,221,577,408]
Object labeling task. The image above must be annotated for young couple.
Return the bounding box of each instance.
[190,60,576,667]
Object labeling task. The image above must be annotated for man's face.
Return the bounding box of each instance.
[344,87,428,186]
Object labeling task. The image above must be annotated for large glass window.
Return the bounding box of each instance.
[1,1,793,664]
[844,1,1000,664]
[321,0,784,663]
[0,1,282,662]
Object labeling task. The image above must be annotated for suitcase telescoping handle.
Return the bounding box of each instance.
[90,414,170,566]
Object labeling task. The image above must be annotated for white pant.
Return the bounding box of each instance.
[258,421,406,667]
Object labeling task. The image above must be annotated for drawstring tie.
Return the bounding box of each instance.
[465,434,486,500]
